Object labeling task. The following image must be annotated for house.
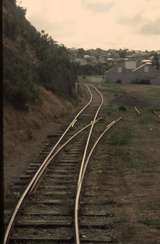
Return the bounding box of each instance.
[73,57,88,66]
[104,58,160,85]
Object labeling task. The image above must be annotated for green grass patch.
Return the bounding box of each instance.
[108,128,132,146]
[127,158,148,169]
[105,104,128,116]
[142,201,160,211]
[141,219,160,229]
[118,105,128,111]
[122,150,157,169]
[103,82,123,94]
[105,105,119,115]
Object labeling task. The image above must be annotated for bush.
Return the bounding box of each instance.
[118,105,127,111]
[3,0,78,109]
[3,46,39,109]
[4,80,39,110]
[116,79,122,84]
[132,79,151,85]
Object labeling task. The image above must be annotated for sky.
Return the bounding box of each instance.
[17,0,160,50]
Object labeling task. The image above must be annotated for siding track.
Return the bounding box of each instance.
[4,85,121,244]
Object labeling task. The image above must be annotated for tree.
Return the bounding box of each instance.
[77,48,85,57]
[152,52,159,70]
[118,49,128,58]
[3,0,78,109]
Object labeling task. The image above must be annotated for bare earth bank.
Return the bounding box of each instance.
[3,87,85,198]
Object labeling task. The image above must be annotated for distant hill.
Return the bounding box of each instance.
[3,0,77,110]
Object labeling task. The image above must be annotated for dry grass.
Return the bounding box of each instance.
[100,83,160,243]
[3,87,75,193]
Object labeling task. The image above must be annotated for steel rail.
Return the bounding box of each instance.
[77,86,104,186]
[75,117,122,244]
[29,84,93,192]
[134,106,141,115]
[30,85,100,192]
[4,85,93,244]
[4,118,102,244]
[152,110,160,119]
[31,117,102,193]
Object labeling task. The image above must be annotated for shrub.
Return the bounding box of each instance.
[3,46,39,109]
[132,79,151,85]
[118,105,127,111]
[3,0,78,109]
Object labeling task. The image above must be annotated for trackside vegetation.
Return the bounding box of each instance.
[3,0,78,109]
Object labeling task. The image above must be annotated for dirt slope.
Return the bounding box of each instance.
[3,87,78,194]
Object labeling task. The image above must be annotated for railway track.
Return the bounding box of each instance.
[4,85,121,244]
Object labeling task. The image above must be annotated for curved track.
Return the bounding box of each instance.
[75,117,122,244]
[75,86,104,243]
[4,85,93,244]
[4,85,121,244]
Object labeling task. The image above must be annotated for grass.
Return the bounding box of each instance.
[127,156,152,169]
[100,82,160,243]
[118,105,127,111]
[141,219,160,229]
[138,112,155,125]
[142,201,160,211]
[105,104,128,116]
[105,105,119,115]
[103,82,123,94]
[104,83,160,108]
[121,85,160,108]
[114,144,158,170]
[108,128,132,146]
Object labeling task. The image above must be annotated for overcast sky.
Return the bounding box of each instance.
[17,0,160,50]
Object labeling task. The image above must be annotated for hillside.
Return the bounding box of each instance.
[3,87,78,192]
[3,0,78,109]
[3,0,82,192]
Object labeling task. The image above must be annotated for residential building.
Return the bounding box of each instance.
[104,58,160,85]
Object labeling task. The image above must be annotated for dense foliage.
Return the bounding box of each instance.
[3,0,77,109]
[152,53,160,70]
[76,63,112,76]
